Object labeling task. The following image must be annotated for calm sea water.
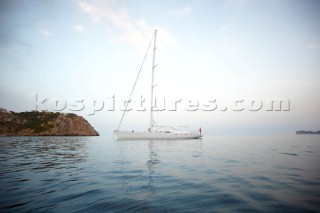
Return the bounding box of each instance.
[0,134,319,212]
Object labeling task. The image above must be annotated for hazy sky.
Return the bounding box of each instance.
[1,0,319,135]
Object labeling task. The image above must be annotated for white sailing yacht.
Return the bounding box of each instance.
[114,30,202,140]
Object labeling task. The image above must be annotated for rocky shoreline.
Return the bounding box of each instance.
[0,108,99,136]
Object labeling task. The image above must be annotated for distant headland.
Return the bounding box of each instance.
[0,108,99,136]
[296,130,320,134]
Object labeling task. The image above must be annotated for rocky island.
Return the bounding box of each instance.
[296,130,320,134]
[0,108,99,136]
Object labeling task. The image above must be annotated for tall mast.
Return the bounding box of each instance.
[150,29,157,131]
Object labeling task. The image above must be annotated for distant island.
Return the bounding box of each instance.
[0,108,99,136]
[296,130,320,134]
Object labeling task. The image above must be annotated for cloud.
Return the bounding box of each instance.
[78,1,175,48]
[79,1,100,22]
[73,24,84,32]
[39,29,52,37]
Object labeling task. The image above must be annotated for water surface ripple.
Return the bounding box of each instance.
[0,135,319,212]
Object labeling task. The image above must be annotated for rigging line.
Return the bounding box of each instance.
[117,33,155,130]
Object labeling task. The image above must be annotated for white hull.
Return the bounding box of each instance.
[114,131,202,140]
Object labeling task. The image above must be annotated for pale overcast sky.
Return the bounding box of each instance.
[0,0,319,135]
